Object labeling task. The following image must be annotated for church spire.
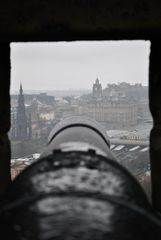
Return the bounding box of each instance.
[20,83,23,95]
[16,83,28,139]
[92,78,102,100]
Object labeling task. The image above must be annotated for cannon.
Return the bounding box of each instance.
[0,117,161,239]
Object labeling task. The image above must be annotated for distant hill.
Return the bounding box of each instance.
[11,89,91,97]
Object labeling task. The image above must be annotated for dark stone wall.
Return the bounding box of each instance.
[0,0,161,41]
[149,40,161,211]
[0,43,11,195]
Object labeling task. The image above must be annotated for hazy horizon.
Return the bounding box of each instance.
[10,84,148,95]
[10,41,150,92]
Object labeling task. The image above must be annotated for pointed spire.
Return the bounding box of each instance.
[20,83,23,95]
[96,78,99,84]
[17,83,27,139]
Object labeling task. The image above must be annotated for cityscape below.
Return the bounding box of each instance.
[10,79,152,197]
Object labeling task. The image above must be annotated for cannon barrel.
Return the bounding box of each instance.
[0,117,161,239]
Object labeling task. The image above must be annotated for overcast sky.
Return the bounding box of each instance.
[10,41,150,92]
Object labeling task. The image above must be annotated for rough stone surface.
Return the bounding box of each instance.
[0,43,11,194]
[0,134,11,195]
[149,40,161,211]
[0,43,10,134]
[0,0,161,40]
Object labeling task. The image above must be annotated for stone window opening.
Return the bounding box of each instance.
[9,40,151,199]
[0,0,161,213]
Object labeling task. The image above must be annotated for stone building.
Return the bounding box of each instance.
[26,98,55,139]
[81,79,138,128]
[102,82,151,121]
[103,82,148,102]
[11,84,32,140]
[16,84,28,139]
[10,87,56,141]
[11,92,55,106]
[84,100,137,128]
[138,100,152,120]
[92,78,102,100]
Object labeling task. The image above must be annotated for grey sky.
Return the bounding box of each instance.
[10,41,150,92]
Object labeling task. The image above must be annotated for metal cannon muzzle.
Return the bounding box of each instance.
[0,117,161,239]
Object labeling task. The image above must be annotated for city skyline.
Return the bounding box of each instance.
[10,40,150,92]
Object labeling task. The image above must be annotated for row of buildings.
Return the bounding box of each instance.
[10,79,151,141]
[54,79,151,128]
[10,84,55,140]
[83,79,151,128]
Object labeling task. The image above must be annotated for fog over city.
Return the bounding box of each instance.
[10,40,152,195]
[10,41,150,92]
